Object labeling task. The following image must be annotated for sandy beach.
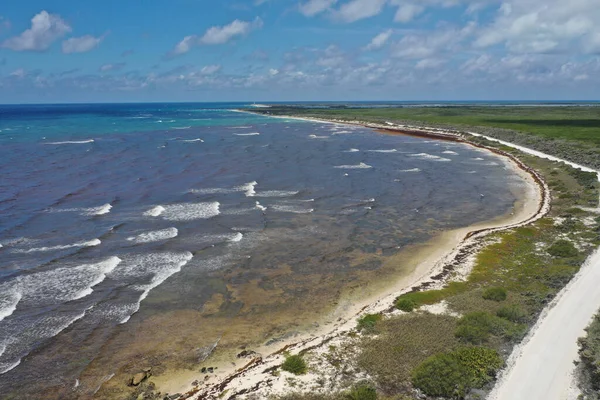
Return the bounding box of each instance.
[155,116,549,400]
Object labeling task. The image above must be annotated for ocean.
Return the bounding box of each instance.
[0,103,525,398]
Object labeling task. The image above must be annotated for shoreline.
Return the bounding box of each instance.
[157,113,550,399]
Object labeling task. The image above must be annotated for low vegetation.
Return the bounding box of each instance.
[547,239,580,258]
[577,313,600,397]
[496,305,528,323]
[455,312,525,344]
[482,287,507,302]
[357,314,383,333]
[281,354,308,375]
[412,347,503,398]
[395,299,417,312]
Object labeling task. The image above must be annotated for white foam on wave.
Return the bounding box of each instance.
[192,181,258,197]
[189,188,235,195]
[229,232,243,242]
[0,257,121,319]
[235,132,260,136]
[50,203,112,216]
[238,181,258,197]
[0,309,89,375]
[173,126,191,130]
[114,252,193,324]
[127,228,178,244]
[271,205,314,214]
[442,150,458,155]
[473,157,485,161]
[181,138,204,143]
[400,168,421,172]
[13,239,101,254]
[334,162,373,169]
[331,130,352,135]
[229,126,253,129]
[150,202,220,221]
[46,139,95,145]
[0,358,21,375]
[255,201,267,211]
[144,206,165,217]
[88,203,112,216]
[253,190,299,198]
[344,148,360,153]
[409,153,452,162]
[309,134,328,139]
[0,291,21,323]
[368,149,397,153]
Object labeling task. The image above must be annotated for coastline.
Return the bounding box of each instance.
[155,113,549,399]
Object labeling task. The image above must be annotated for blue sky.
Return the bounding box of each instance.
[0,0,599,103]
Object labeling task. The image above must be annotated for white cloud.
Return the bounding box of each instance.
[100,63,126,72]
[199,17,263,45]
[269,68,280,75]
[0,16,10,31]
[10,68,26,78]
[200,64,222,75]
[475,0,600,54]
[62,35,104,54]
[394,3,425,23]
[298,0,338,16]
[392,22,475,59]
[169,18,262,57]
[365,29,393,51]
[334,0,388,23]
[415,58,445,69]
[171,35,197,56]
[2,11,71,51]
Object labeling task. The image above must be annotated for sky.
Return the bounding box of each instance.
[0,0,599,103]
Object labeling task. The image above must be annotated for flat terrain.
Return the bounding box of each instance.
[259,105,600,144]
[255,105,600,170]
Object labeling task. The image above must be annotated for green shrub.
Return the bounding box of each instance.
[345,384,377,400]
[396,298,417,312]
[570,169,598,189]
[455,312,500,344]
[357,314,382,332]
[496,305,528,323]
[578,313,600,392]
[547,240,579,258]
[456,311,526,344]
[412,347,503,398]
[482,287,507,302]
[281,354,308,375]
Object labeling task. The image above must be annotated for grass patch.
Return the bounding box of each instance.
[412,347,503,398]
[455,312,525,344]
[395,299,417,312]
[357,314,382,333]
[547,240,579,258]
[358,313,459,393]
[578,313,600,394]
[482,287,507,302]
[346,384,378,400]
[281,355,308,375]
[496,305,528,323]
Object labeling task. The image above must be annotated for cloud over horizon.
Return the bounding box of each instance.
[0,1,599,102]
